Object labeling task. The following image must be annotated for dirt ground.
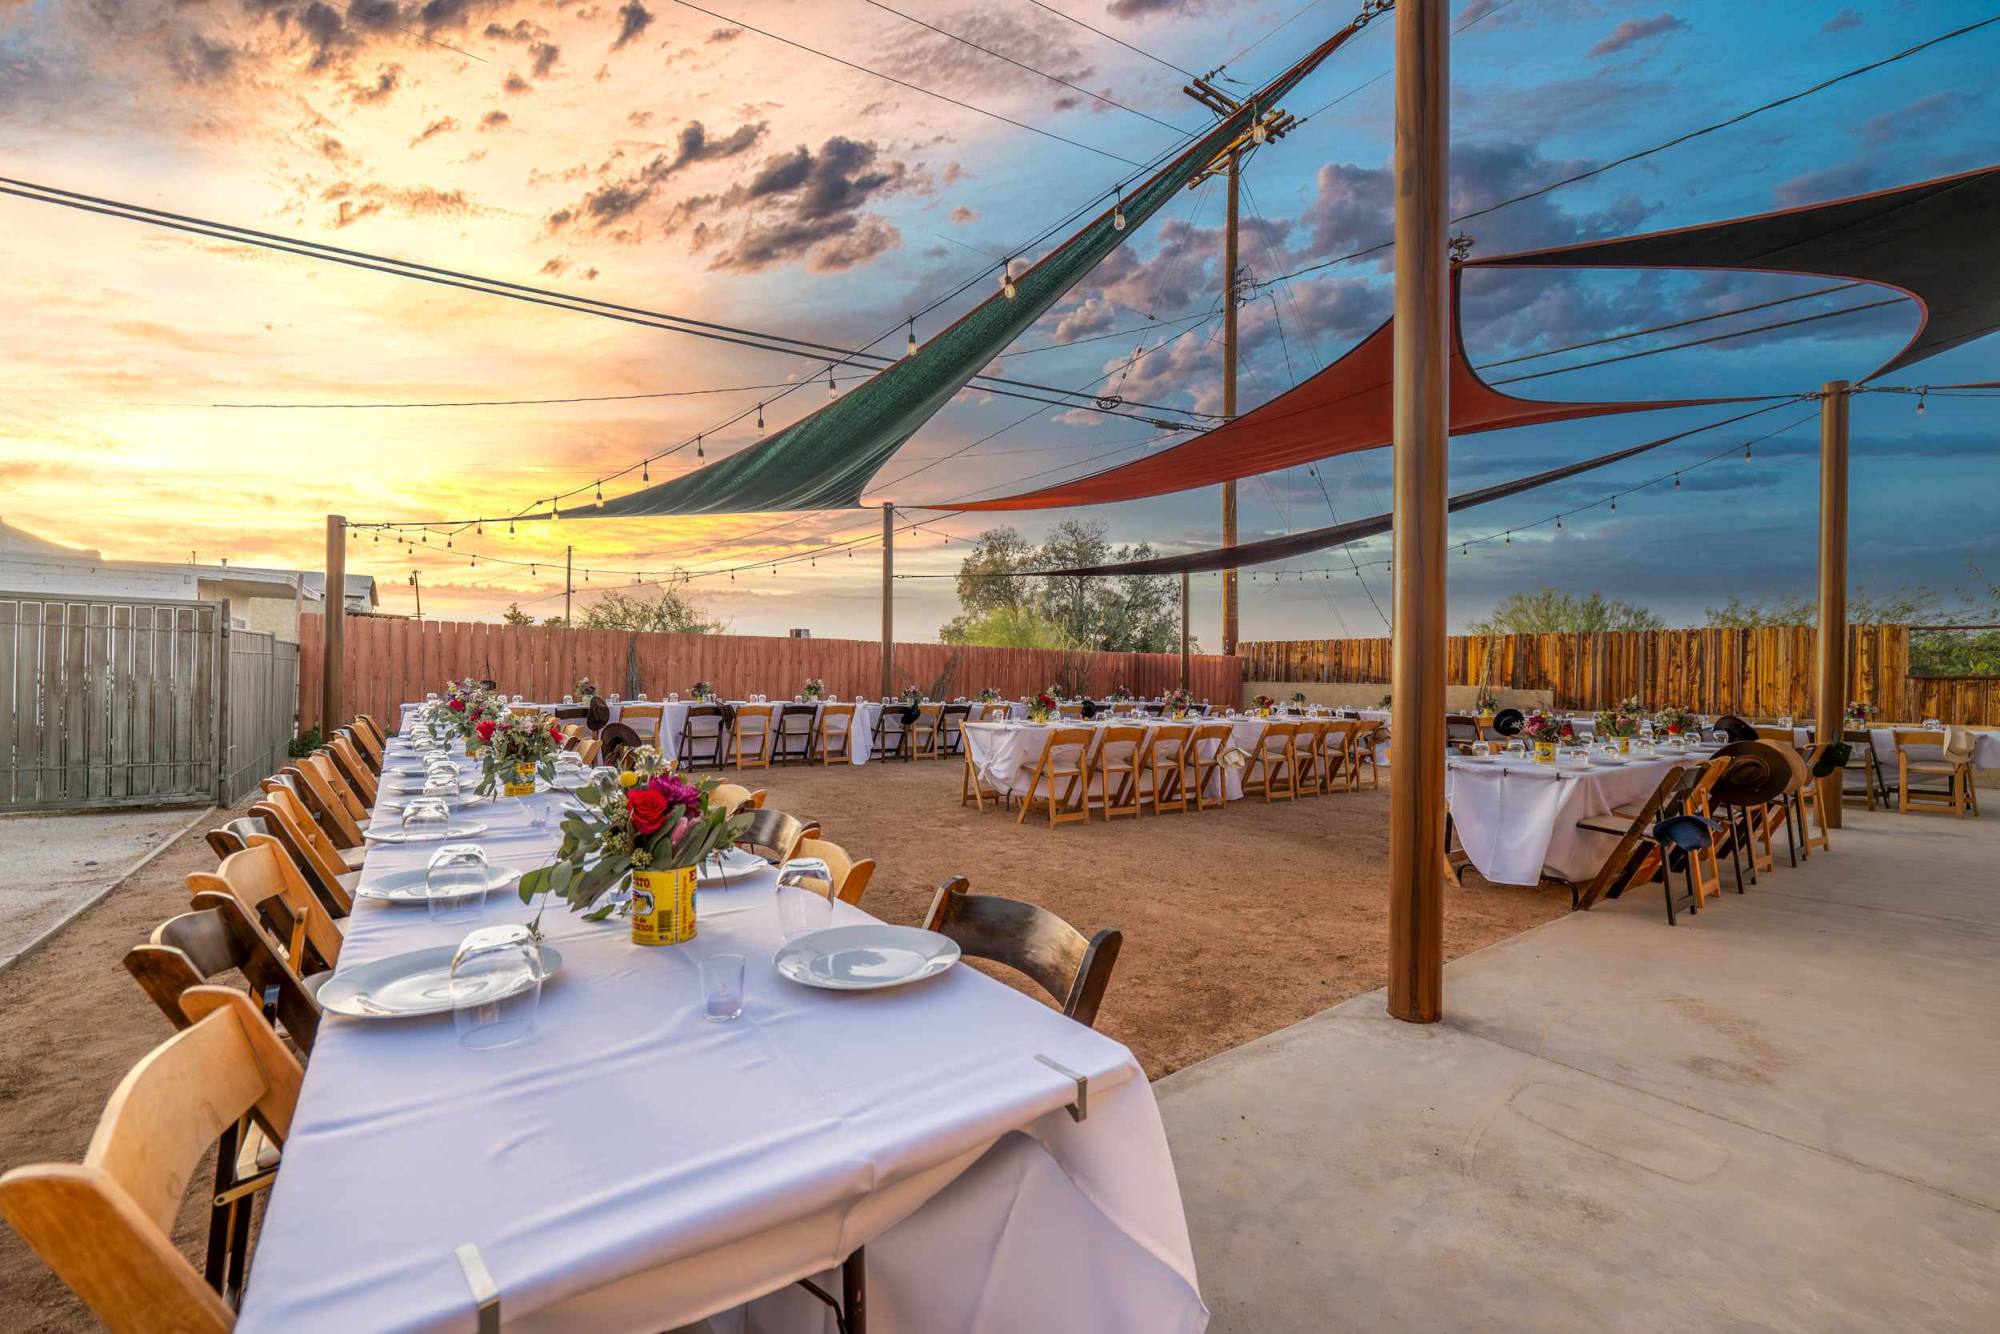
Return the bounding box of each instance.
[0,757,1567,1330]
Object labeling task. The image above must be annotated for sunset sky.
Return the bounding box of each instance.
[3,1,1997,642]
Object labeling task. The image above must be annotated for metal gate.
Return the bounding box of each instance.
[0,594,295,812]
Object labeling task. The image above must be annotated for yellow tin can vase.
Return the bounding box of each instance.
[503,762,537,797]
[1533,740,1557,764]
[630,866,698,946]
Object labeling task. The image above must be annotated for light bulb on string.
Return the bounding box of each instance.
[446,537,453,549]
[1744,442,1753,461]
[372,531,379,543]
[1609,496,1617,512]
[1000,261,1017,300]
[551,498,560,521]
[1112,187,1126,232]
[1916,391,1927,416]
[642,460,650,482]
[508,520,516,535]
[696,434,705,460]
[757,403,765,433]
[595,480,603,501]
[476,521,484,536]
[421,532,428,544]
[906,318,918,357]
[1503,533,1510,545]
[1674,473,1682,490]
[827,369,838,399]
[1555,515,1563,532]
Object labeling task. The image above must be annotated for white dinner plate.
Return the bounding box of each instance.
[775,924,960,993]
[697,846,766,885]
[377,792,490,814]
[318,942,561,1018]
[364,821,490,843]
[356,864,524,904]
[1593,753,1633,765]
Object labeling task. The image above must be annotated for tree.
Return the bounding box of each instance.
[1468,587,1663,635]
[949,605,1077,649]
[1706,586,1944,627]
[574,583,727,634]
[940,520,1189,652]
[501,603,535,626]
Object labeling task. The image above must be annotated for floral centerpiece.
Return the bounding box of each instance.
[440,679,503,750]
[574,676,598,699]
[1028,686,1062,723]
[1378,692,1394,709]
[521,766,750,946]
[1474,685,1501,717]
[1251,693,1278,717]
[1592,703,1643,752]
[475,711,565,795]
[689,680,717,702]
[1844,701,1875,726]
[1520,711,1573,763]
[1107,682,1135,702]
[1163,688,1195,719]
[1652,704,1693,736]
[800,677,827,700]
[899,684,925,707]
[1286,691,1309,714]
[977,686,1006,703]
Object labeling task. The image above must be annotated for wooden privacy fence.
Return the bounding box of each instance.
[1239,625,1997,724]
[298,615,1243,733]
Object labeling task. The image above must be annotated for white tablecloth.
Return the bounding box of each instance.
[964,717,1271,804]
[1446,755,1685,887]
[240,733,1205,1333]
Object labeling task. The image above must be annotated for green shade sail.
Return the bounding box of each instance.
[567,19,1373,519]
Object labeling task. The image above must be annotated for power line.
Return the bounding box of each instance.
[666,0,1147,166]
[1473,284,1865,370]
[1021,0,1198,79]
[1488,297,1906,385]
[857,0,1187,134]
[1254,9,2000,290]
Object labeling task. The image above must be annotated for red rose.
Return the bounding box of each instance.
[626,788,668,836]
[548,726,563,743]
[1558,722,1575,738]
[448,698,466,712]
[475,719,497,741]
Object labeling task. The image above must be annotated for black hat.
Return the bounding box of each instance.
[1080,698,1100,720]
[1708,739,1804,807]
[1713,714,1758,744]
[1492,707,1525,736]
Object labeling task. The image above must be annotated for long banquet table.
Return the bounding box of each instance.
[238,724,1206,1332]
[963,716,1272,804]
[1445,752,1689,887]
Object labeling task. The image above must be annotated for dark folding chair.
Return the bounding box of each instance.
[937,703,973,756]
[1570,764,1709,922]
[922,875,1122,1027]
[771,702,819,764]
[677,704,731,772]
[735,809,819,864]
[205,815,273,862]
[870,703,915,762]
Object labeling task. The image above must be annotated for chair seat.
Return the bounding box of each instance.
[337,869,362,896]
[1904,759,1962,774]
[339,846,366,871]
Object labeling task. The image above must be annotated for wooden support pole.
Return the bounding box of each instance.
[323,515,346,733]
[564,545,574,628]
[880,503,895,699]
[1220,150,1242,656]
[1815,380,1849,829]
[1387,0,1448,1025]
[1180,572,1191,690]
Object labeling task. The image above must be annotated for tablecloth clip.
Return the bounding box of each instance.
[1035,1054,1088,1122]
[456,1242,501,1334]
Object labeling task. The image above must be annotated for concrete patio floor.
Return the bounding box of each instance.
[1157,806,1999,1333]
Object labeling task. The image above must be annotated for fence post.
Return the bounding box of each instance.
[214,601,232,807]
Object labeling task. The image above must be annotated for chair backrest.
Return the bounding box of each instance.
[573,738,603,765]
[1293,719,1327,749]
[1892,729,1947,756]
[1260,720,1299,749]
[0,987,301,1334]
[551,704,589,725]
[1097,723,1147,762]
[204,815,272,862]
[1752,725,1799,746]
[250,793,354,915]
[619,704,666,742]
[325,733,377,801]
[1057,703,1084,718]
[1444,714,1482,745]
[794,836,875,905]
[1191,721,1234,752]
[711,782,759,816]
[820,703,856,734]
[188,841,343,977]
[1041,725,1095,771]
[776,703,816,734]
[349,716,386,766]
[735,703,774,734]
[126,904,323,1054]
[736,808,818,863]
[295,754,367,840]
[1148,722,1193,760]
[923,877,1121,1028]
[976,703,1011,720]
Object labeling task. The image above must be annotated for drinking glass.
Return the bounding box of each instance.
[590,766,622,791]
[775,860,834,939]
[1711,729,1732,747]
[1923,718,1944,731]
[561,694,574,704]
[401,797,451,840]
[511,694,523,704]
[638,692,649,701]
[1637,738,1658,758]
[422,771,462,803]
[451,925,543,1049]
[1778,715,1793,730]
[1470,741,1491,759]
[701,953,745,1022]
[669,692,680,702]
[1504,739,1527,760]
[426,845,490,923]
[1560,745,1589,769]
[1640,719,1655,739]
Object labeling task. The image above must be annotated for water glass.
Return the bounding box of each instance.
[1778,715,1793,730]
[425,692,439,704]
[401,797,451,840]
[451,925,543,1048]
[637,692,649,701]
[1637,739,1658,758]
[511,694,523,704]
[426,845,490,923]
[1504,739,1527,759]
[775,860,834,939]
[1470,741,1491,758]
[701,953,745,1022]
[1559,745,1589,769]
[669,692,680,702]
[1923,718,1943,731]
[422,770,462,802]
[561,694,574,704]
[1710,729,1732,747]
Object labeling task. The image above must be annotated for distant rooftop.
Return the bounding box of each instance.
[0,516,377,608]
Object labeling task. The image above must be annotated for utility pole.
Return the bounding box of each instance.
[1815,380,1850,829]
[409,570,423,621]
[323,515,346,733]
[564,545,574,628]
[1386,0,1449,1025]
[880,503,895,699]
[1180,571,1191,690]
[1221,150,1242,656]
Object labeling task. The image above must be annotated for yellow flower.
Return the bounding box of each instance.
[618,770,639,788]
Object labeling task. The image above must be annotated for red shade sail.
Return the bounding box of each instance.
[949,273,1730,512]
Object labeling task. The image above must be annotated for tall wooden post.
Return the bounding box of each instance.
[323,515,346,733]
[563,545,574,628]
[880,503,895,699]
[1180,572,1192,690]
[1220,150,1242,655]
[1815,380,1850,829]
[1387,0,1449,1025]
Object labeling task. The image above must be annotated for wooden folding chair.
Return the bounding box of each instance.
[620,703,667,747]
[961,742,1004,811]
[1896,729,1978,818]
[735,809,818,864]
[908,703,945,758]
[1570,763,1709,921]
[1243,721,1299,801]
[795,836,875,906]
[1139,723,1193,815]
[127,904,324,1056]
[676,704,730,771]
[1352,723,1386,789]
[870,704,914,762]
[352,713,389,760]
[937,702,973,756]
[1094,723,1147,821]
[188,841,344,980]
[246,794,356,914]
[325,733,378,804]
[1292,719,1327,794]
[1840,727,1887,809]
[204,815,271,862]
[289,754,367,849]
[731,704,775,769]
[924,877,1120,1027]
[975,702,1013,721]
[1187,721,1235,811]
[0,987,303,1328]
[1016,725,1093,827]
[818,703,856,764]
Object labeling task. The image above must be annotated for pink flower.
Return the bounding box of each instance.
[670,815,693,844]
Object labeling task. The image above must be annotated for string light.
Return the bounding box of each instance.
[476,521,484,536]
[1555,515,1563,531]
[595,480,603,501]
[642,460,650,482]
[696,434,705,460]
[1112,188,1126,232]
[906,318,918,357]
[1916,390,1927,416]
[508,520,516,535]
[550,498,560,521]
[1001,261,1017,300]
[1609,496,1617,512]
[827,369,838,399]
[1743,441,1753,461]
[1674,473,1682,490]
[757,403,766,433]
